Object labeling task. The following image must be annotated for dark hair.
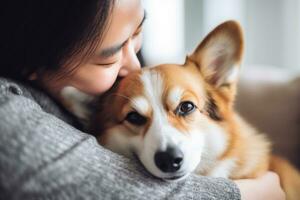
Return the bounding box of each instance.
[0,0,115,81]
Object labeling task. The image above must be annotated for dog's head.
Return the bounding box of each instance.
[93,21,244,180]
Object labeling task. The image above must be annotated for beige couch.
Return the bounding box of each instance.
[235,66,300,169]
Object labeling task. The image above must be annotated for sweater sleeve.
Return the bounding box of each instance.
[0,79,241,200]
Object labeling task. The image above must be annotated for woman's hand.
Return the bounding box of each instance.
[234,171,285,200]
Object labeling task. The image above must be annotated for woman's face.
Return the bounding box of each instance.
[38,0,144,98]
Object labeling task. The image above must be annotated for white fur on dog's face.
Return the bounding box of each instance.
[101,68,228,179]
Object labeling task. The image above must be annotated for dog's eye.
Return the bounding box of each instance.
[125,111,147,126]
[176,101,196,116]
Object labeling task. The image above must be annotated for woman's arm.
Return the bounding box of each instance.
[0,78,240,200]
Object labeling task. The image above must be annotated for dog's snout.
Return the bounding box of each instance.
[154,147,183,173]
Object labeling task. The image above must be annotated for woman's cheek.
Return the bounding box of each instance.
[83,65,120,95]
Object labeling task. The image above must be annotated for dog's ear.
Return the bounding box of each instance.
[60,86,94,127]
[187,20,243,100]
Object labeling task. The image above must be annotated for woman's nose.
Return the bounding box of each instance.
[118,40,141,77]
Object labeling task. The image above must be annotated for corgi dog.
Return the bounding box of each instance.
[62,21,300,200]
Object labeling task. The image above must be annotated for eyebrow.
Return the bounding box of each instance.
[99,10,147,58]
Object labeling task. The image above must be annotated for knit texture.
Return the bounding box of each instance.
[0,77,241,200]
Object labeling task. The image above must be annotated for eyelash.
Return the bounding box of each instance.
[133,28,142,37]
[99,62,115,67]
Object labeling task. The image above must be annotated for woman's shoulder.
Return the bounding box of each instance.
[0,77,53,112]
[0,77,77,126]
[0,77,46,102]
[0,77,27,97]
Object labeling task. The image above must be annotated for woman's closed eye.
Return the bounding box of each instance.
[95,51,122,67]
[93,21,145,67]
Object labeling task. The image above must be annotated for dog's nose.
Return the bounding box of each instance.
[154,147,183,173]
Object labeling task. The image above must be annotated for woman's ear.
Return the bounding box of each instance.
[187,20,244,89]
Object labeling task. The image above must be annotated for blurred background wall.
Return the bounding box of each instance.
[141,0,300,72]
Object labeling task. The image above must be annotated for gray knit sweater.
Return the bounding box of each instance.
[0,77,241,200]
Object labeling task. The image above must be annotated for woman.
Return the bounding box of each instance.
[0,0,285,199]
